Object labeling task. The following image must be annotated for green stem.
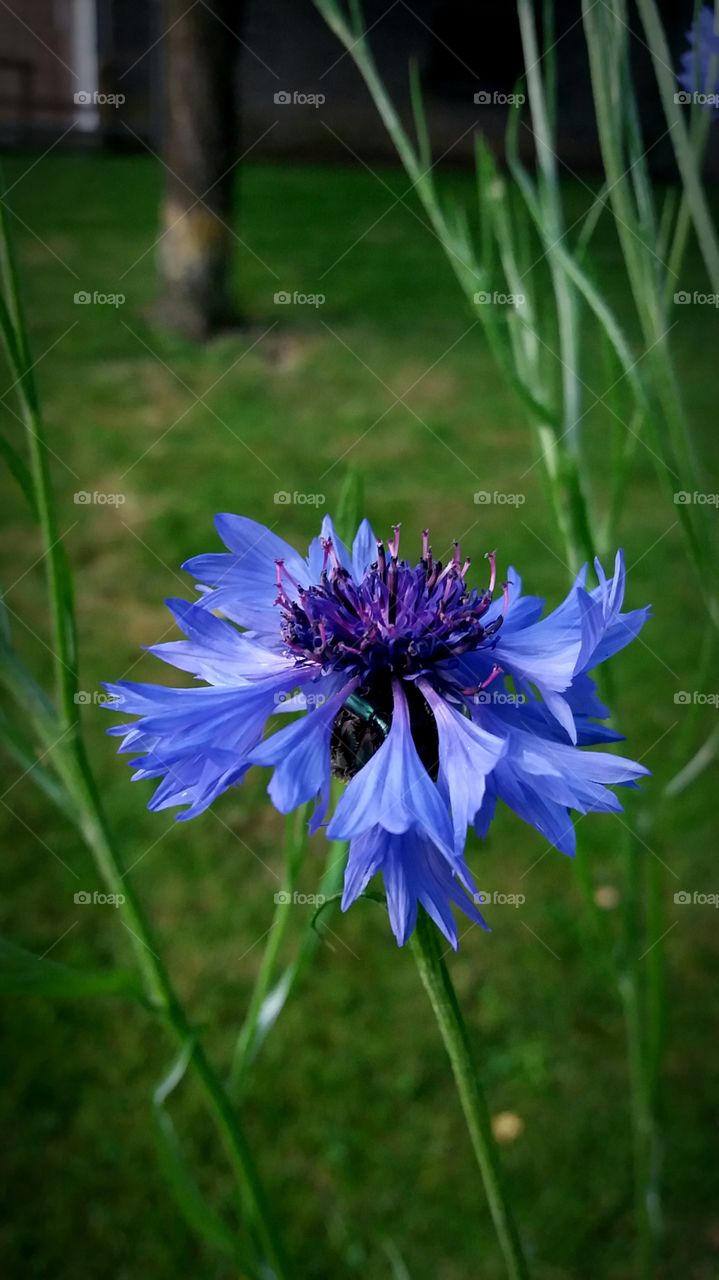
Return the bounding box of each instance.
[411,910,530,1280]
[619,835,660,1280]
[229,808,308,1096]
[582,0,719,628]
[663,108,713,310]
[0,195,288,1280]
[635,0,719,293]
[0,210,78,730]
[517,0,582,456]
[63,739,289,1279]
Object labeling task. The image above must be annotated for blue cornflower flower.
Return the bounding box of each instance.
[678,5,719,109]
[105,515,650,948]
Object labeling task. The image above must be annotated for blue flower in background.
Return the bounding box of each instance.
[106,515,650,948]
[678,6,719,108]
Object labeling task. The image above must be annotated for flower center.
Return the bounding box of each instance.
[275,527,502,683]
[275,526,505,782]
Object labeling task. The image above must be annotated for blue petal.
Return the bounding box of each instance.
[351,518,377,582]
[341,826,489,947]
[473,781,498,839]
[183,514,310,632]
[592,607,651,667]
[481,565,544,632]
[104,667,318,817]
[183,554,281,632]
[577,551,651,672]
[148,599,292,683]
[419,679,505,852]
[383,839,418,945]
[327,680,453,853]
[249,677,357,813]
[492,587,583,691]
[537,686,578,744]
[215,514,309,583]
[341,827,387,909]
[320,515,352,573]
[474,701,649,854]
[492,766,578,856]
[307,515,353,578]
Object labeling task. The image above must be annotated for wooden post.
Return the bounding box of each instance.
[157,0,246,339]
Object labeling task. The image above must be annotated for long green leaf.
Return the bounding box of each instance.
[244,836,349,1067]
[335,466,364,544]
[0,430,37,514]
[0,708,76,820]
[153,1045,251,1267]
[0,937,143,1000]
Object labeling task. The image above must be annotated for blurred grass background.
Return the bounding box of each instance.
[0,152,717,1279]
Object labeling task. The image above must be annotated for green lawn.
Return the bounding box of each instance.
[0,153,717,1280]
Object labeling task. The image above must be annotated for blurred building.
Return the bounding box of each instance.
[0,0,161,144]
[0,0,710,177]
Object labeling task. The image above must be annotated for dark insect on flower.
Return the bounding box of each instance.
[105,514,650,948]
[330,693,390,781]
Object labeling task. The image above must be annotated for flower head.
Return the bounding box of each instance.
[678,6,719,108]
[106,514,650,948]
